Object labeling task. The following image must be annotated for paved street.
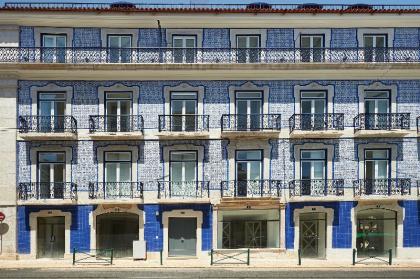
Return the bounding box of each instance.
[0,268,420,279]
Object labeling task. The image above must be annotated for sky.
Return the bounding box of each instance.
[1,0,420,5]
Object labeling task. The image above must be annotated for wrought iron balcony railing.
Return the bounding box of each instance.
[18,115,77,133]
[157,181,210,199]
[289,113,344,133]
[158,115,209,132]
[289,179,344,197]
[354,113,410,132]
[89,115,144,133]
[88,182,143,199]
[221,180,281,198]
[2,47,420,64]
[353,178,411,196]
[221,114,281,132]
[18,182,77,200]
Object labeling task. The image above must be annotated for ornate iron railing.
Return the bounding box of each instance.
[289,113,344,132]
[221,114,281,132]
[89,115,143,133]
[2,47,420,64]
[157,181,210,199]
[88,182,143,199]
[221,180,281,198]
[18,115,77,133]
[18,182,77,200]
[289,179,344,197]
[353,179,411,196]
[354,113,410,132]
[158,115,209,132]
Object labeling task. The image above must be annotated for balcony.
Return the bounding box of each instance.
[289,179,344,199]
[18,115,77,140]
[89,115,143,139]
[88,182,143,201]
[157,115,209,138]
[353,179,411,197]
[220,180,281,198]
[1,47,420,64]
[221,114,281,138]
[157,181,210,200]
[18,182,77,203]
[289,113,344,138]
[353,113,411,137]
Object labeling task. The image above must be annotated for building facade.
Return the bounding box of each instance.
[0,2,419,262]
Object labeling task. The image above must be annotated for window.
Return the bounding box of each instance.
[300,35,324,62]
[236,150,262,197]
[363,34,388,62]
[105,92,132,132]
[41,34,66,63]
[364,91,390,129]
[235,91,263,130]
[300,150,326,196]
[104,152,131,183]
[107,35,132,63]
[172,36,196,63]
[170,92,197,131]
[236,35,260,63]
[364,149,390,194]
[38,152,65,199]
[170,151,197,182]
[300,91,327,130]
[38,92,66,132]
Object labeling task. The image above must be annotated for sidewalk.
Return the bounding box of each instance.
[1,258,420,269]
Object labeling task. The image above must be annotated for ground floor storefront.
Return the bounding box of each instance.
[15,201,420,260]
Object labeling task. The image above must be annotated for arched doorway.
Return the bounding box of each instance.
[96,212,139,258]
[356,208,397,257]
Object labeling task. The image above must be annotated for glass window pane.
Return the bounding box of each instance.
[105,163,117,182]
[237,36,247,48]
[313,161,325,179]
[185,100,196,114]
[105,152,131,161]
[171,100,183,114]
[185,38,196,48]
[120,36,132,48]
[184,162,196,181]
[53,164,65,182]
[56,36,66,47]
[301,36,311,48]
[250,100,261,114]
[377,100,389,113]
[365,100,375,113]
[108,36,120,48]
[377,36,386,47]
[171,92,197,100]
[249,36,260,48]
[39,93,66,100]
[170,152,197,161]
[365,161,374,179]
[249,161,261,180]
[106,101,118,115]
[313,36,323,48]
[365,150,388,159]
[301,162,311,180]
[377,161,388,178]
[119,162,131,181]
[236,150,262,161]
[54,101,65,116]
[301,91,326,98]
[39,153,65,162]
[365,91,389,98]
[301,150,325,160]
[173,38,183,48]
[106,92,132,99]
[236,92,262,99]
[120,100,131,115]
[236,162,247,180]
[43,36,55,47]
[39,101,52,116]
[171,162,183,181]
[301,100,312,114]
[39,164,51,182]
[364,36,374,47]
[314,99,326,114]
[236,100,248,114]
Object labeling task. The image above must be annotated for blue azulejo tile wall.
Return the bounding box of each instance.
[399,200,420,247]
[141,203,213,252]
[17,205,94,254]
[285,201,357,250]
